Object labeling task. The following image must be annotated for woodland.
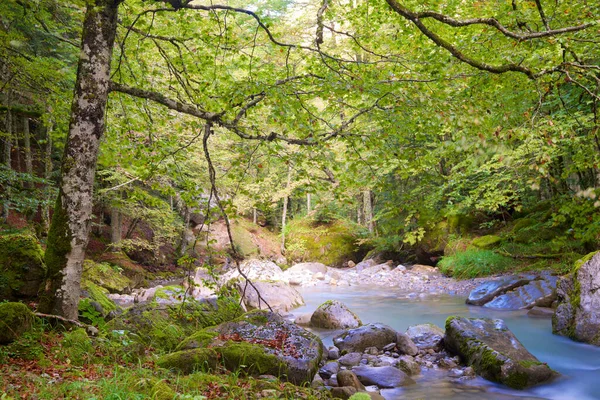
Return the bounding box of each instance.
[0,0,599,399]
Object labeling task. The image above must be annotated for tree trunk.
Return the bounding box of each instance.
[2,108,12,223]
[306,193,311,213]
[363,190,374,233]
[253,207,257,224]
[39,0,120,320]
[42,121,53,234]
[110,207,122,248]
[23,117,33,187]
[280,166,292,253]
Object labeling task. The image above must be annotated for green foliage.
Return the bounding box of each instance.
[438,249,514,279]
[61,328,93,366]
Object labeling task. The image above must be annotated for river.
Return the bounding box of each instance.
[291,285,600,400]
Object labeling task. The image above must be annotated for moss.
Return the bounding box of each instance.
[286,218,361,267]
[471,235,502,249]
[177,330,219,351]
[504,370,530,390]
[150,380,177,400]
[157,348,218,374]
[62,328,93,366]
[348,394,371,400]
[219,341,286,376]
[0,302,35,344]
[573,251,598,272]
[518,360,543,368]
[154,285,186,301]
[447,214,473,234]
[0,232,46,300]
[231,222,259,258]
[82,260,131,293]
[81,280,117,313]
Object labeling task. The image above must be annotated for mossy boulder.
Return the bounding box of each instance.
[81,280,118,314]
[107,297,244,351]
[310,300,362,329]
[471,235,502,249]
[0,232,46,301]
[170,310,324,385]
[286,218,362,267]
[447,214,474,235]
[82,260,132,293]
[0,302,35,344]
[445,316,557,389]
[553,252,600,345]
[157,348,219,373]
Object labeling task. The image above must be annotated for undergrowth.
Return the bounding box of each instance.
[438,248,514,279]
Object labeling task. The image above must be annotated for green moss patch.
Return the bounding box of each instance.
[0,302,35,344]
[157,348,219,374]
[471,235,502,249]
[82,260,131,293]
[0,232,46,300]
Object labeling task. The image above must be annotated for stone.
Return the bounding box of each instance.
[365,346,379,355]
[286,262,328,275]
[172,310,323,385]
[319,361,340,380]
[220,259,284,285]
[347,261,356,268]
[339,352,362,367]
[397,355,420,376]
[334,323,397,353]
[553,252,600,345]
[396,332,418,356]
[444,316,557,389]
[331,386,358,399]
[405,324,444,351]
[238,280,304,312]
[294,313,312,326]
[382,343,396,352]
[311,300,362,329]
[352,365,415,388]
[527,307,555,318]
[0,233,46,301]
[337,370,366,390]
[328,346,340,360]
[355,259,377,273]
[0,302,34,344]
[409,265,441,276]
[190,267,217,298]
[466,276,532,306]
[359,262,392,276]
[483,277,557,310]
[314,272,326,280]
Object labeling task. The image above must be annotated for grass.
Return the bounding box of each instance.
[438,248,515,279]
[0,315,328,400]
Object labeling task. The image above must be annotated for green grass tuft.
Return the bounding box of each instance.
[438,248,514,279]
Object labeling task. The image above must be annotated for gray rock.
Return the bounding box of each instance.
[339,352,362,367]
[238,280,304,312]
[337,370,366,390]
[365,346,379,355]
[319,361,340,380]
[311,300,362,329]
[352,365,415,388]
[330,386,357,399]
[406,324,444,351]
[483,278,557,310]
[382,342,396,352]
[397,355,420,376]
[396,332,418,356]
[466,276,532,306]
[294,313,312,326]
[355,259,377,272]
[527,306,555,318]
[553,252,600,346]
[444,316,557,389]
[286,262,328,275]
[334,323,398,353]
[328,346,340,360]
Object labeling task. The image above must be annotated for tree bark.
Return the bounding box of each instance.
[306,193,311,213]
[39,0,120,320]
[42,121,53,234]
[363,190,374,233]
[280,165,292,253]
[23,117,33,187]
[110,207,122,247]
[2,108,12,223]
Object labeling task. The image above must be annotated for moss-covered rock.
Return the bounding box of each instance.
[471,235,502,249]
[82,260,131,293]
[553,251,600,345]
[157,348,219,373]
[0,302,35,344]
[310,300,362,329]
[286,218,362,267]
[0,232,46,301]
[445,316,557,389]
[166,310,323,385]
[81,280,118,314]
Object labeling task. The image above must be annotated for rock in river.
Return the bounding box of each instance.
[310,300,362,329]
[444,316,557,389]
[553,252,600,346]
[405,323,444,351]
[352,365,415,388]
[466,276,532,306]
[334,323,397,353]
[483,277,557,310]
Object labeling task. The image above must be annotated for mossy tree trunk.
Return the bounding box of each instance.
[363,190,373,233]
[42,120,53,234]
[2,104,12,223]
[39,0,121,320]
[23,117,32,189]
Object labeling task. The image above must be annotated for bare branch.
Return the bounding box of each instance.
[316,0,329,45]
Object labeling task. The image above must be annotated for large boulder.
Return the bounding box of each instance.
[220,259,284,285]
[352,365,415,388]
[405,324,444,351]
[483,277,557,310]
[0,302,35,344]
[285,262,328,275]
[334,323,397,353]
[0,233,46,301]
[170,310,323,384]
[553,252,600,345]
[466,276,533,306]
[395,332,418,356]
[238,280,304,312]
[445,316,556,389]
[310,300,362,329]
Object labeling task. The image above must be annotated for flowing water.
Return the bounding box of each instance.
[291,285,600,400]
